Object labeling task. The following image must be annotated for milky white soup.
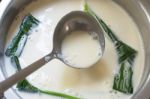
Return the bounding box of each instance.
[4,0,144,99]
[61,31,102,68]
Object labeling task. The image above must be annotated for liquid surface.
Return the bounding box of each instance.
[62,31,102,68]
[4,0,144,99]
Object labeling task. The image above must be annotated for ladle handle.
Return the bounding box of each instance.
[0,53,54,95]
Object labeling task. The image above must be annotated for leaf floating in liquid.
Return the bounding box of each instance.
[11,55,21,70]
[83,2,137,94]
[12,56,80,99]
[5,14,39,57]
[17,79,39,92]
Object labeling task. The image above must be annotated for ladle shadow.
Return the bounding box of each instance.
[61,59,111,88]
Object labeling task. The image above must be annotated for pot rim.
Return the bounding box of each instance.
[0,0,150,99]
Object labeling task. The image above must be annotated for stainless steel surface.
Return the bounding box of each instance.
[0,0,150,99]
[0,11,105,95]
[54,11,105,68]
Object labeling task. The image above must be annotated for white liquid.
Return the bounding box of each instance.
[62,31,102,68]
[4,0,145,99]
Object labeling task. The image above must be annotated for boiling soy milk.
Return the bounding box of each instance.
[4,0,145,99]
[62,31,102,68]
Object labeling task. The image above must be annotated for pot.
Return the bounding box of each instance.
[0,0,150,98]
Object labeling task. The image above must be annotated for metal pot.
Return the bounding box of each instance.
[0,0,150,98]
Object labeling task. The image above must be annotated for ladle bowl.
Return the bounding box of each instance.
[53,11,105,68]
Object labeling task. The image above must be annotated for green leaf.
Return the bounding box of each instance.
[11,55,21,70]
[83,2,118,43]
[17,79,39,92]
[40,90,81,99]
[5,14,39,57]
[17,79,80,99]
[113,62,133,94]
[83,2,137,94]
[12,56,80,99]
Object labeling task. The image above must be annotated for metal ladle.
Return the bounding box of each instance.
[0,11,105,94]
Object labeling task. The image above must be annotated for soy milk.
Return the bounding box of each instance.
[61,31,102,68]
[4,0,144,99]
